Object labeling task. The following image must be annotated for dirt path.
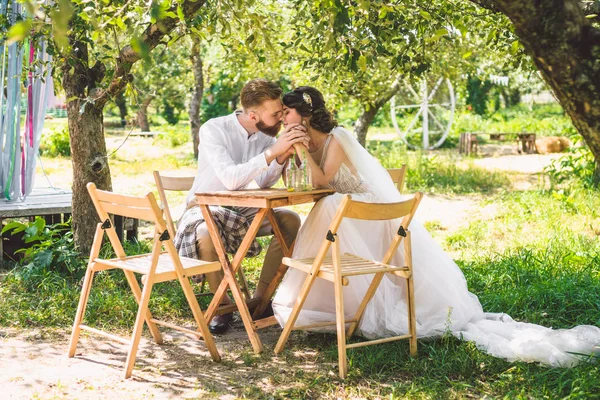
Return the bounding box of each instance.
[1,325,288,399]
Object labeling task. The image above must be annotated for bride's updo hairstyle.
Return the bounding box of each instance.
[282,86,338,133]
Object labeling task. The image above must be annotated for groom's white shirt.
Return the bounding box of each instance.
[186,111,285,206]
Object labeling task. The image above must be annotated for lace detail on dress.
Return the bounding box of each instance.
[320,135,369,194]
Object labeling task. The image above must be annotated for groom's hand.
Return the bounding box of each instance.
[265,124,310,165]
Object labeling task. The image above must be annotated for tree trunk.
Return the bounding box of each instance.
[189,36,203,159]
[478,0,600,184]
[137,96,154,132]
[115,93,128,127]
[62,41,112,254]
[354,76,403,147]
[355,107,379,147]
[58,0,209,252]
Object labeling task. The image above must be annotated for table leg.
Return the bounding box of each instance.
[199,205,266,354]
[252,209,295,319]
[204,207,269,320]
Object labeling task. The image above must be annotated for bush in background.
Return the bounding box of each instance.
[39,126,71,157]
[155,125,189,147]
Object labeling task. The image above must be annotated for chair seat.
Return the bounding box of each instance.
[283,253,409,285]
[94,253,222,283]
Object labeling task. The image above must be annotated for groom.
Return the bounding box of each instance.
[178,78,308,334]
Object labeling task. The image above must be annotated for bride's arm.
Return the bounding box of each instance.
[294,138,346,187]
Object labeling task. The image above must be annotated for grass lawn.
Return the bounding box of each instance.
[1,119,599,398]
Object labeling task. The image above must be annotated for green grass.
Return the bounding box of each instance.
[368,140,510,194]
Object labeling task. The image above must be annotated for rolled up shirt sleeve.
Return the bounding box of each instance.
[202,126,270,191]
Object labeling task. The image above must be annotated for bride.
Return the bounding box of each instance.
[272,86,600,367]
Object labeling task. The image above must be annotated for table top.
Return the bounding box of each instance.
[195,188,335,208]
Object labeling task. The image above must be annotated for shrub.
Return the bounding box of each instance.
[156,125,189,147]
[39,126,71,157]
[1,217,84,278]
[545,139,597,189]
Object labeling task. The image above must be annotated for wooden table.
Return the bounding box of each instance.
[195,188,334,353]
[459,132,537,155]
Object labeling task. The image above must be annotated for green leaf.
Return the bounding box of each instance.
[378,7,388,19]
[419,10,431,20]
[34,249,54,269]
[462,51,472,59]
[25,225,39,238]
[116,17,125,30]
[1,221,26,234]
[358,55,367,72]
[33,217,45,232]
[454,21,468,37]
[511,40,520,54]
[177,5,185,21]
[432,28,448,41]
[130,37,151,62]
[7,20,32,44]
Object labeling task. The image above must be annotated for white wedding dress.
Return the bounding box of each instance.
[273,127,600,367]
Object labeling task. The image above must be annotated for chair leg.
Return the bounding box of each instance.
[122,270,163,345]
[333,268,348,379]
[404,233,417,357]
[69,224,104,358]
[237,268,252,299]
[178,275,221,362]
[124,275,156,379]
[347,272,385,338]
[68,265,96,357]
[407,275,417,357]
[274,273,318,354]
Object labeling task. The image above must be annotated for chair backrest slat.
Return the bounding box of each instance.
[153,171,195,237]
[94,189,153,209]
[87,183,166,224]
[87,182,170,259]
[158,175,195,191]
[344,195,419,221]
[387,165,407,193]
[99,201,157,222]
[336,193,423,267]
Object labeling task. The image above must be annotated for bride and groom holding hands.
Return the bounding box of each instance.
[176,78,600,367]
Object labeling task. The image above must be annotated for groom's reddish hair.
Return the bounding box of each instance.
[240,79,282,110]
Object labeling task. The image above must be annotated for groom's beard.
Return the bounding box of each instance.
[256,118,282,137]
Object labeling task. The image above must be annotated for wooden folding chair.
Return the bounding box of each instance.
[68,183,221,378]
[153,170,252,299]
[274,192,423,378]
[387,164,407,194]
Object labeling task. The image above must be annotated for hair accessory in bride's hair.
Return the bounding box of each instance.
[302,92,313,110]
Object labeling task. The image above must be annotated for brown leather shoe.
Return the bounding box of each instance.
[209,313,233,334]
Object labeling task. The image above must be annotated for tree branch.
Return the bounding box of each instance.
[92,0,207,107]
[374,75,403,109]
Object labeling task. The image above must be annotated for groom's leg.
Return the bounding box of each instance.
[195,223,232,305]
[238,207,301,299]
